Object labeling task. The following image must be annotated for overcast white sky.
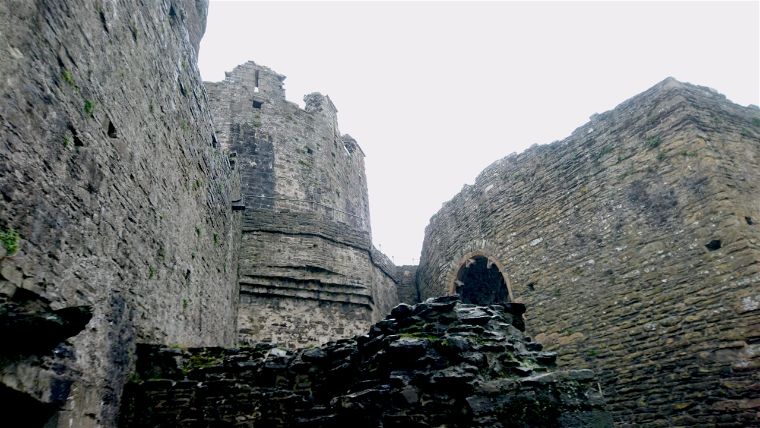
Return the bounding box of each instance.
[199,1,760,265]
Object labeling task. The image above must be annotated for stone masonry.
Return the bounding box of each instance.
[397,264,420,304]
[205,62,399,348]
[120,296,612,427]
[417,78,760,426]
[0,1,241,426]
[3,0,757,426]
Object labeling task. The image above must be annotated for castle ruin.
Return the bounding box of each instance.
[0,1,758,427]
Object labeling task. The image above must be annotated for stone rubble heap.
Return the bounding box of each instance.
[120,296,611,427]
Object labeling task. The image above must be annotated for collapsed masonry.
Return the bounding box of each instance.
[120,296,612,427]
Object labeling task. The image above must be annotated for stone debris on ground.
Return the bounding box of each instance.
[120,296,612,427]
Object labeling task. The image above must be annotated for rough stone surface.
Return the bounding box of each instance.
[5,0,758,426]
[397,264,420,303]
[206,62,398,348]
[417,78,760,425]
[0,287,92,427]
[120,296,612,427]
[0,1,241,426]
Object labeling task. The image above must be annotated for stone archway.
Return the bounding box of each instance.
[448,253,512,304]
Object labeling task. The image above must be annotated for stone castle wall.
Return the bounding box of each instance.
[0,1,242,426]
[205,62,398,348]
[397,264,420,303]
[417,79,760,425]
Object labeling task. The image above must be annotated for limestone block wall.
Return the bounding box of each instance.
[206,62,398,348]
[417,79,760,425]
[0,1,241,426]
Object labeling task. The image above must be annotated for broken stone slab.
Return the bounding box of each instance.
[429,364,479,387]
[456,306,493,325]
[389,302,414,319]
[386,337,428,361]
[301,347,327,362]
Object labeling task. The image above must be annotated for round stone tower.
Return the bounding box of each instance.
[206,61,398,347]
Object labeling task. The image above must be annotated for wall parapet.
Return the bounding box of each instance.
[369,246,400,283]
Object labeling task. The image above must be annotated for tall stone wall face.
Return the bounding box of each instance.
[397,264,420,303]
[205,62,398,348]
[0,1,241,426]
[417,79,760,425]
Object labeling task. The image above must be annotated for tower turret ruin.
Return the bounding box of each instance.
[205,62,399,347]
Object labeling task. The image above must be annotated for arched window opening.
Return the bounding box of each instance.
[454,255,509,305]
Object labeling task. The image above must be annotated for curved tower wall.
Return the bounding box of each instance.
[417,79,760,425]
[206,62,398,347]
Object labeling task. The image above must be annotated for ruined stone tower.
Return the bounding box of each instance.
[205,62,399,347]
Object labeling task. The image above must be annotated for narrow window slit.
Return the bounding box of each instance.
[67,124,84,146]
[107,120,117,138]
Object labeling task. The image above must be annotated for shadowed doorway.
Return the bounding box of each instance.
[453,255,509,305]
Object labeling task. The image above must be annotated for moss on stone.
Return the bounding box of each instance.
[0,228,20,256]
[399,332,439,341]
[61,69,75,87]
[84,99,95,115]
[646,136,662,149]
[183,352,223,373]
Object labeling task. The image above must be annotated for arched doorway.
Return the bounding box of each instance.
[452,255,510,305]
